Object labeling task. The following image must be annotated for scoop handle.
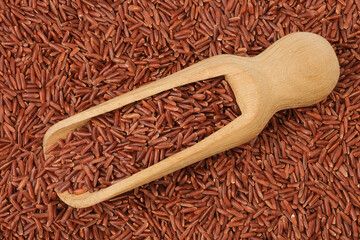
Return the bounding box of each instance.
[252,32,339,111]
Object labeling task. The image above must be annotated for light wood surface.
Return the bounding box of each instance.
[43,32,340,208]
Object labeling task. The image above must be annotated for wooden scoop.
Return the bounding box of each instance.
[43,32,339,208]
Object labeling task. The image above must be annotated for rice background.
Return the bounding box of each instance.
[1,0,360,239]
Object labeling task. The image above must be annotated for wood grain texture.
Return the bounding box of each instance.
[43,32,340,208]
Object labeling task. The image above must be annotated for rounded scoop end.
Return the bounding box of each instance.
[260,32,340,110]
[295,32,339,103]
